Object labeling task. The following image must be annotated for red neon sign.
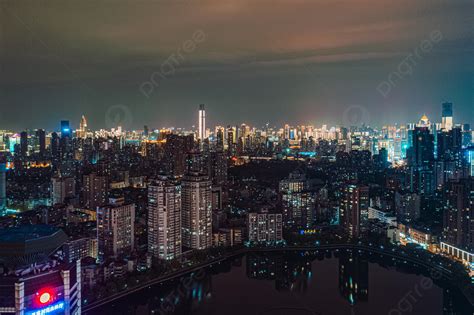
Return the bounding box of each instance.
[34,288,55,307]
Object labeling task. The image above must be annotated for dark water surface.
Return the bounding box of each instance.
[86,250,472,315]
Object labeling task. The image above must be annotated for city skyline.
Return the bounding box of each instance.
[0,102,469,133]
[1,2,474,314]
[1,1,473,130]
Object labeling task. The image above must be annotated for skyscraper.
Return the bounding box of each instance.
[77,115,88,138]
[97,197,135,262]
[0,156,6,211]
[182,172,212,250]
[34,129,46,158]
[148,177,182,260]
[198,104,206,144]
[51,171,76,205]
[163,134,194,176]
[340,184,369,238]
[442,102,453,131]
[443,178,474,251]
[411,126,435,167]
[83,172,108,209]
[279,171,316,228]
[20,131,28,157]
[61,120,71,138]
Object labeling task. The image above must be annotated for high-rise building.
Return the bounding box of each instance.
[198,104,206,144]
[61,120,71,138]
[247,212,283,243]
[51,171,76,205]
[443,178,474,251]
[148,177,182,260]
[20,131,28,157]
[279,171,316,228]
[182,172,212,250]
[209,150,228,186]
[395,191,421,223]
[97,197,135,261]
[83,172,108,210]
[442,102,453,131]
[411,126,434,167]
[164,134,194,176]
[77,115,88,138]
[340,184,369,238]
[0,157,6,211]
[408,125,436,195]
[36,129,46,157]
[51,132,61,170]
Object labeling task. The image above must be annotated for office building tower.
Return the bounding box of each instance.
[443,178,474,251]
[97,197,135,261]
[61,120,71,138]
[462,124,472,147]
[51,171,76,205]
[36,129,46,157]
[148,177,182,260]
[0,157,6,211]
[209,150,228,186]
[82,172,108,209]
[182,172,212,250]
[198,104,206,143]
[442,102,453,131]
[279,171,316,228]
[395,191,421,223]
[340,184,369,238]
[20,131,28,157]
[247,212,283,243]
[216,127,225,150]
[411,126,434,167]
[77,115,88,138]
[51,132,61,170]
[438,127,463,170]
[144,125,149,137]
[164,134,194,176]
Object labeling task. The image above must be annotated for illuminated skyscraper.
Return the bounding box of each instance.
[61,120,71,138]
[97,197,135,262]
[340,184,369,238]
[77,115,88,138]
[36,129,46,157]
[442,102,453,131]
[164,134,194,176]
[83,172,108,209]
[20,131,28,157]
[148,177,182,260]
[198,104,206,144]
[182,172,212,250]
[0,157,6,211]
[279,171,315,228]
[51,171,76,205]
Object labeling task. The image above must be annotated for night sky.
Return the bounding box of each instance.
[1,0,473,131]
